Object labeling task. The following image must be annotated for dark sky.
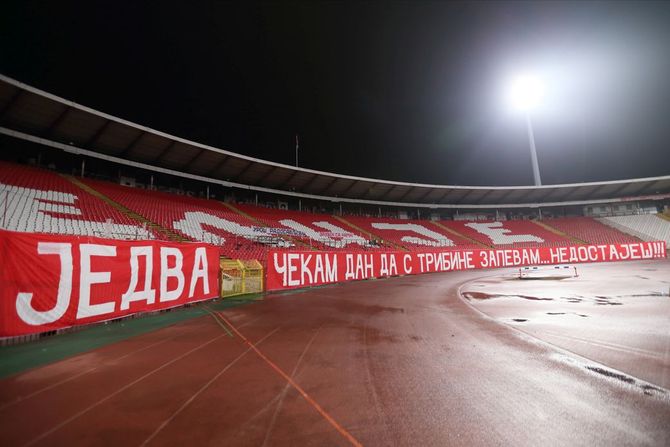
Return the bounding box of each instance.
[2,1,669,186]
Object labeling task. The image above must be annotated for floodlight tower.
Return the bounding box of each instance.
[508,74,544,186]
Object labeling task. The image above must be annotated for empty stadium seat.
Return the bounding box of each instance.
[440,220,573,248]
[82,180,290,260]
[3,160,664,265]
[344,216,481,251]
[0,161,154,240]
[545,216,640,245]
[599,215,670,246]
[235,204,380,251]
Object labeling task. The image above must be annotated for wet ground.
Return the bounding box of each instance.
[1,259,669,446]
[462,259,670,389]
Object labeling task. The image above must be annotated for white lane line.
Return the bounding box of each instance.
[140,327,281,446]
[1,315,212,410]
[542,331,666,359]
[0,336,178,411]
[23,334,226,447]
[261,326,322,447]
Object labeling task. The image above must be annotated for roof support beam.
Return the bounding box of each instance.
[0,89,23,120]
[382,183,399,199]
[361,183,378,199]
[525,188,553,201]
[626,183,651,196]
[555,187,578,201]
[438,189,453,204]
[365,183,394,200]
[542,188,561,200]
[299,173,320,192]
[571,186,591,200]
[648,180,667,191]
[397,187,417,202]
[283,169,303,188]
[588,185,607,200]
[85,119,112,147]
[119,131,146,157]
[474,189,496,205]
[609,182,633,197]
[416,188,435,203]
[535,188,558,203]
[318,176,339,195]
[232,161,256,182]
[456,189,478,204]
[154,140,178,163]
[206,154,230,176]
[338,180,360,197]
[384,184,404,200]
[257,165,280,184]
[183,148,207,172]
[496,189,520,204]
[41,106,71,138]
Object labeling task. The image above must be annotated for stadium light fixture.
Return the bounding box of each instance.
[506,73,544,186]
[507,74,544,112]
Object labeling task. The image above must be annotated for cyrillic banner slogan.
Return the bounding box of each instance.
[266,241,667,291]
[0,230,219,336]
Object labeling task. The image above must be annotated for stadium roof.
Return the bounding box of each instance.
[1,74,669,209]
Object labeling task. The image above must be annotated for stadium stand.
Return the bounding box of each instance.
[80,178,277,260]
[440,220,574,248]
[544,216,640,245]
[0,160,661,261]
[599,214,670,247]
[0,161,154,240]
[343,216,481,250]
[234,203,379,250]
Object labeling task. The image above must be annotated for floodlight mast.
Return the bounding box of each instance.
[507,74,544,186]
[525,112,542,186]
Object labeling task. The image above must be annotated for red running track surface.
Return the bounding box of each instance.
[1,264,669,446]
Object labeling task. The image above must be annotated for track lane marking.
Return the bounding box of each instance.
[361,324,393,445]
[541,331,666,359]
[0,336,175,411]
[261,325,323,447]
[238,314,267,329]
[140,327,281,446]
[203,306,233,337]
[22,334,226,447]
[0,319,209,411]
[216,311,363,447]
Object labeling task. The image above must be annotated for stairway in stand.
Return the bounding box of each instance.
[532,220,587,245]
[63,175,190,242]
[332,215,409,251]
[430,221,493,249]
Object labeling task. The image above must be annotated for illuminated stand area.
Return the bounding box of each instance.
[1,160,669,262]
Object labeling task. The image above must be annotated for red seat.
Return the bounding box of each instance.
[439,220,573,248]
[0,161,155,240]
[344,216,480,251]
[544,217,639,245]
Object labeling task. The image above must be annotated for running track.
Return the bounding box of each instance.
[1,269,669,446]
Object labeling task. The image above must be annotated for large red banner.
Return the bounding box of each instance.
[0,230,220,337]
[266,241,667,291]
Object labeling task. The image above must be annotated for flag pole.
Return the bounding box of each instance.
[295,134,299,167]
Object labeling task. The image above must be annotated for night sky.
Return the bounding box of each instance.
[2,1,669,186]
